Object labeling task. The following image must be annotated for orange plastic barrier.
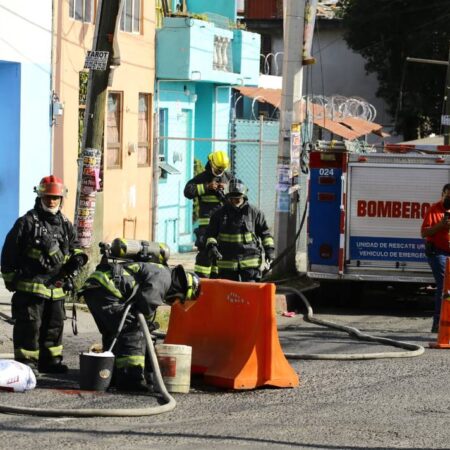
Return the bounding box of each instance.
[430,258,450,349]
[165,279,299,389]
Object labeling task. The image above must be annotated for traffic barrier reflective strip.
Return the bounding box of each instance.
[164,279,299,389]
[430,257,450,349]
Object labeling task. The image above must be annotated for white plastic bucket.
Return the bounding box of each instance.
[155,344,192,393]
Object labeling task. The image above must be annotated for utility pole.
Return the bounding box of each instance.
[445,43,450,145]
[74,0,122,248]
[273,0,306,277]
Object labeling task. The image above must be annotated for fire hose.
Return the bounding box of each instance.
[0,291,177,417]
[277,285,425,360]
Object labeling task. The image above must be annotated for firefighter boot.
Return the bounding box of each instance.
[116,366,148,392]
[38,356,68,374]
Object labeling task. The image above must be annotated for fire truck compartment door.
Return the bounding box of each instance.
[346,162,450,269]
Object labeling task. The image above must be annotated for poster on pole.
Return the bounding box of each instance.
[76,148,101,248]
[276,164,291,212]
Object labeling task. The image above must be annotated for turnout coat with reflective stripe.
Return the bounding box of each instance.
[205,201,275,271]
[183,162,233,227]
[1,201,81,300]
[80,261,172,316]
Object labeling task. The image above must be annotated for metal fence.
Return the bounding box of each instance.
[230,117,279,231]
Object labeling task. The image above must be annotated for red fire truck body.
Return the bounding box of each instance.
[307,150,450,285]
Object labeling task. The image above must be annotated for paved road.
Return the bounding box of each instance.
[0,261,449,449]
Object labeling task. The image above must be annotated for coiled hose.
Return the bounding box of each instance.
[0,312,176,417]
[278,285,425,360]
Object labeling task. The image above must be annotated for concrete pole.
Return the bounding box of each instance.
[273,0,306,277]
[74,0,123,248]
[445,43,450,145]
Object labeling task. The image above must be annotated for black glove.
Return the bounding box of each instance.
[64,253,88,275]
[5,281,16,292]
[208,246,223,262]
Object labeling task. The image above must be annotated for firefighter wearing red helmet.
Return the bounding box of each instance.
[1,175,87,375]
[184,151,233,278]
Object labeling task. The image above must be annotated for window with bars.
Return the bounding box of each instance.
[107,92,122,168]
[120,0,141,33]
[69,0,93,23]
[138,93,152,167]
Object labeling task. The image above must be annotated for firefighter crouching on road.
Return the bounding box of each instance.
[184,150,233,279]
[421,183,450,333]
[1,175,88,374]
[205,179,275,282]
[79,239,201,392]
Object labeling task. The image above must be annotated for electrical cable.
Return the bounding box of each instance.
[277,285,425,360]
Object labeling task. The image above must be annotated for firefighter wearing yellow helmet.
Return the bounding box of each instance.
[184,150,233,278]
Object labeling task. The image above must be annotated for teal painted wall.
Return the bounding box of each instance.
[157,18,260,86]
[187,0,236,20]
[156,82,196,252]
[214,86,231,155]
[194,83,214,163]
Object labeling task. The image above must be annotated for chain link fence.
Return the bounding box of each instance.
[230,117,279,230]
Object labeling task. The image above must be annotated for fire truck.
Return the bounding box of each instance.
[306,143,450,300]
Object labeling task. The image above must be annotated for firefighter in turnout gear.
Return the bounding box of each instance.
[184,150,233,278]
[1,175,87,375]
[205,179,275,282]
[80,241,201,392]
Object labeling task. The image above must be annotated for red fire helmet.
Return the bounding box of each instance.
[35,175,67,198]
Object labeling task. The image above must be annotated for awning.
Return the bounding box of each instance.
[234,86,388,140]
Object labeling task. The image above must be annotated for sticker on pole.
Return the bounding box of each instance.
[441,115,450,126]
[84,51,109,71]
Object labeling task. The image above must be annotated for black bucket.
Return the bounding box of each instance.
[79,352,115,391]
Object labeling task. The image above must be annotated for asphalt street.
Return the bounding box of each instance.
[0,256,449,449]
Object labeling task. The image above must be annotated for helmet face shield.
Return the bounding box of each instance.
[226,179,247,200]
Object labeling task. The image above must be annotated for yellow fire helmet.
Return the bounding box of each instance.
[208,151,230,173]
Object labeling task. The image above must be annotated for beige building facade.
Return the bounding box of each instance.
[52,0,156,243]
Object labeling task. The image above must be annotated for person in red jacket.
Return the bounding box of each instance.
[421,183,450,333]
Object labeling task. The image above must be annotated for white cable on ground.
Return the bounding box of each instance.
[0,313,176,417]
[277,286,425,360]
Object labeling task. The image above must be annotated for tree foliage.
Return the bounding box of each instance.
[340,0,450,140]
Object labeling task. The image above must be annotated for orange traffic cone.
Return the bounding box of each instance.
[429,257,450,349]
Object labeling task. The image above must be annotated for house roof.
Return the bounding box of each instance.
[234,86,388,140]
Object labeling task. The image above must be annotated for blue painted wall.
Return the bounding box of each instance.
[19,62,51,212]
[0,62,20,248]
[0,61,51,253]
[188,0,236,20]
